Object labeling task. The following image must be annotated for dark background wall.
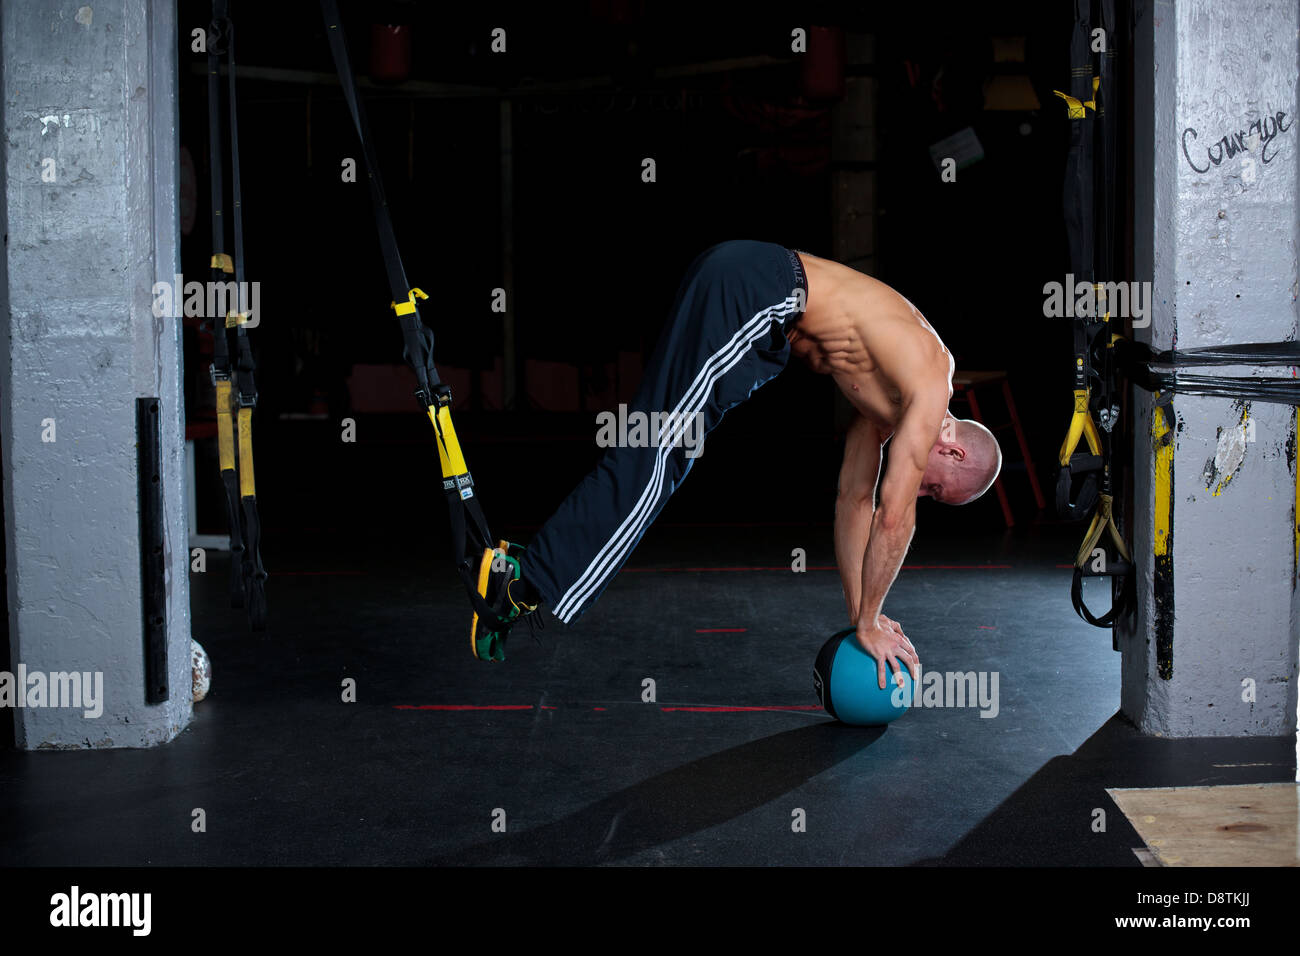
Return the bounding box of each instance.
[177,0,1082,554]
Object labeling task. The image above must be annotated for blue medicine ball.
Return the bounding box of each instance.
[813,628,914,726]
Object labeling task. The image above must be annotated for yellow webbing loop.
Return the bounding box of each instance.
[391,288,428,316]
[237,406,256,498]
[226,310,251,329]
[1058,388,1103,467]
[429,403,468,479]
[211,253,234,274]
[1074,492,1131,569]
[216,379,236,472]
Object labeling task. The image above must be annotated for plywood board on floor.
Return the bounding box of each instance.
[1107,782,1298,867]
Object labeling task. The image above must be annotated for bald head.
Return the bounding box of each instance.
[920,417,1003,505]
[951,419,1002,503]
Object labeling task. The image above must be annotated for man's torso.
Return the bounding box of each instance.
[789,250,953,438]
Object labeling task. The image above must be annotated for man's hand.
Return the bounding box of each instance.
[855,615,920,690]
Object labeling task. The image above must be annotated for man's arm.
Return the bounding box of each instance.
[854,389,947,688]
[834,415,882,622]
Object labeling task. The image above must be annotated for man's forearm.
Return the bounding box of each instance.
[834,497,873,620]
[855,509,915,626]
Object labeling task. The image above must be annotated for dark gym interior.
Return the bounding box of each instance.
[1,0,1295,883]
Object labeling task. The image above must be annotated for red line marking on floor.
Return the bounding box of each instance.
[541,706,557,710]
[623,564,1011,572]
[622,566,818,572]
[695,628,747,633]
[593,707,607,711]
[660,705,825,713]
[393,704,534,711]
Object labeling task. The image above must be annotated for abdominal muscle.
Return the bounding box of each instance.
[788,251,949,430]
[786,326,902,431]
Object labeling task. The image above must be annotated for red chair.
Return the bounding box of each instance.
[949,371,1045,527]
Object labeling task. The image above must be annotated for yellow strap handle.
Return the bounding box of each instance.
[1053,76,1100,119]
[1074,493,1132,568]
[211,253,234,274]
[429,403,468,479]
[226,310,251,329]
[1058,387,1103,466]
[237,406,256,498]
[391,288,428,316]
[215,379,236,473]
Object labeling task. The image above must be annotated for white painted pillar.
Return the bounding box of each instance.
[1124,0,1299,737]
[0,0,192,748]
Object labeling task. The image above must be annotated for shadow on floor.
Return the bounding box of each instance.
[430,722,884,865]
[915,714,1297,866]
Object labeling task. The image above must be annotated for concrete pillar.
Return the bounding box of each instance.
[1124,0,1299,737]
[0,0,191,748]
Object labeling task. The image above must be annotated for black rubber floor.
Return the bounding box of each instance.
[1,523,1292,865]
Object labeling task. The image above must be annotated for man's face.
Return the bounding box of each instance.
[918,442,967,505]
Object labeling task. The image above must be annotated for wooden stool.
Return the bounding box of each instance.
[950,371,1045,527]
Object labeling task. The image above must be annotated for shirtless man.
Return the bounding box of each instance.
[472,241,1002,687]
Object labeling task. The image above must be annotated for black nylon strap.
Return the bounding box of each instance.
[1056,456,1099,520]
[209,0,266,630]
[319,0,441,406]
[1124,339,1300,368]
[224,10,258,411]
[1058,0,1132,631]
[1120,339,1300,403]
[206,2,231,377]
[207,2,245,613]
[1071,565,1132,627]
[1135,371,1300,405]
[319,0,511,632]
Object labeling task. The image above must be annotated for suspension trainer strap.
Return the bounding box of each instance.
[318,0,438,401]
[207,0,249,614]
[207,0,266,630]
[1056,318,1104,520]
[318,0,509,631]
[1070,492,1134,627]
[224,6,267,630]
[1055,0,1133,631]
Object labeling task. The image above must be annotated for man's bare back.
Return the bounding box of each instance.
[789,250,955,434]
